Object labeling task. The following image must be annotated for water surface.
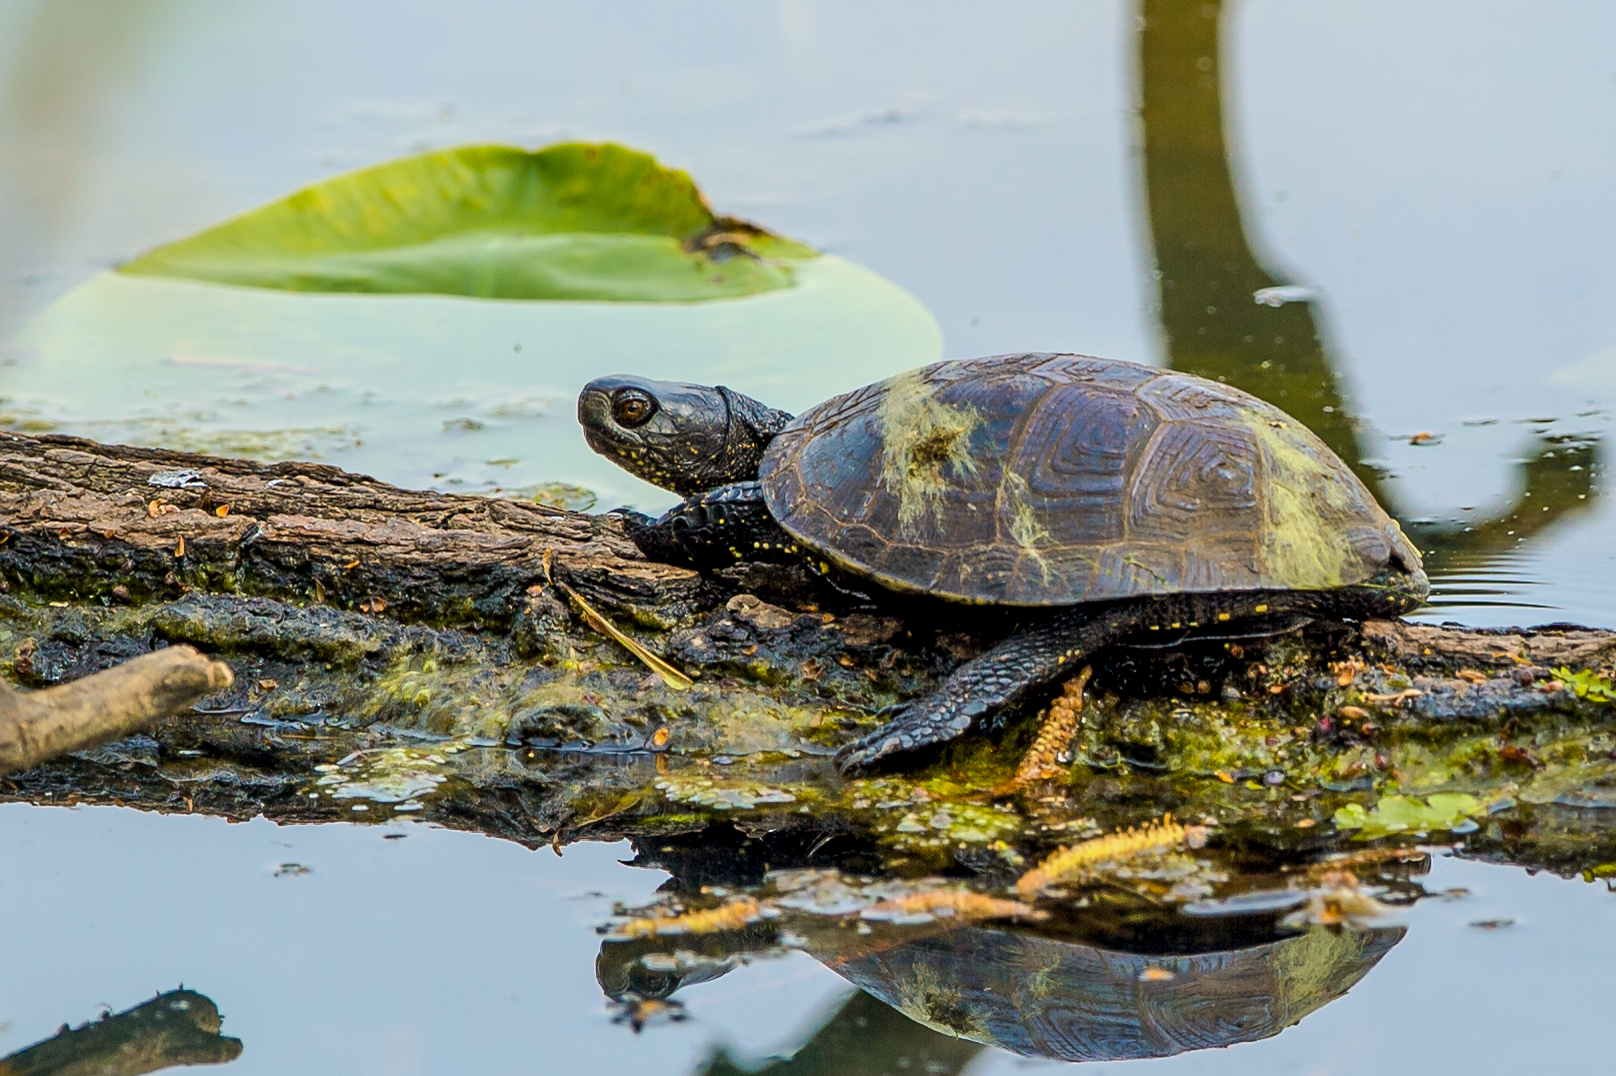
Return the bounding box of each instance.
[1,2,1613,1072]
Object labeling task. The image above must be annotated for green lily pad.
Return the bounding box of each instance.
[119,143,815,302]
[8,259,940,508]
[1332,793,1482,840]
[7,142,942,505]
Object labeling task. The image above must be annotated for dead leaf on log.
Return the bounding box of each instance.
[542,550,692,690]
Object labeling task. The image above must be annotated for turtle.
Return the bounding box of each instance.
[577,353,1427,772]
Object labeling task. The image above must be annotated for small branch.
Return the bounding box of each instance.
[0,647,234,775]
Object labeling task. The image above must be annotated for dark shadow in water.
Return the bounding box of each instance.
[697,990,983,1076]
[1137,0,1599,598]
[0,989,242,1076]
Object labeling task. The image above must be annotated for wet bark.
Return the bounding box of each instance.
[0,431,710,628]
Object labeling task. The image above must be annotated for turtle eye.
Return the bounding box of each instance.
[612,388,658,428]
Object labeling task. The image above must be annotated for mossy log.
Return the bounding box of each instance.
[0,431,708,628]
[2,431,1615,883]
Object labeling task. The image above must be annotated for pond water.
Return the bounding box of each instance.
[1,1,1614,1072]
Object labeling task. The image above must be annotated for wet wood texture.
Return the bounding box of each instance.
[0,432,707,626]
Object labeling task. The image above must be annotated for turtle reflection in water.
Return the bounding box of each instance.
[579,353,1427,770]
[830,921,1403,1062]
[596,918,1405,1066]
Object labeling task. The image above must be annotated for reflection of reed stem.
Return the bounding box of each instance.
[1137,0,1600,571]
[1015,815,1206,897]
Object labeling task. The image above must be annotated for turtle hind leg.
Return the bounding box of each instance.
[833,604,1139,774]
[833,588,1330,774]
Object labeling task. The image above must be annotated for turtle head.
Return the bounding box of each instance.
[578,375,793,495]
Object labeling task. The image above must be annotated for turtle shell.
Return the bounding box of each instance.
[757,353,1420,605]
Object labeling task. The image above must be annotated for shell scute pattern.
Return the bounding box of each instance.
[1125,422,1260,540]
[1028,352,1161,391]
[878,542,950,593]
[1177,535,1264,591]
[1135,371,1251,421]
[1094,545,1184,596]
[953,545,1023,603]
[759,353,1414,605]
[1007,384,1154,543]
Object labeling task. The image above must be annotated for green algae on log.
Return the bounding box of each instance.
[2,431,1616,882]
[120,143,816,302]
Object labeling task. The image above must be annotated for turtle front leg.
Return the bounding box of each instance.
[618,482,803,571]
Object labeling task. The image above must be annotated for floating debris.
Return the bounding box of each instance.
[859,889,1046,925]
[1280,871,1401,931]
[1253,284,1319,307]
[313,746,450,804]
[509,481,598,512]
[1331,793,1482,840]
[1015,815,1209,897]
[768,869,911,916]
[655,776,796,811]
[615,898,768,938]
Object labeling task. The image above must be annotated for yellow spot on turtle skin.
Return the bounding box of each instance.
[1170,622,1181,629]
[1217,612,1231,622]
[875,371,983,539]
[1149,624,1160,631]
[1255,604,1269,613]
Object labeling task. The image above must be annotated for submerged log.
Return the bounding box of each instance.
[0,990,242,1076]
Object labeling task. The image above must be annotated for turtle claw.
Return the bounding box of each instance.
[833,735,896,776]
[833,702,916,774]
[834,699,979,775]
